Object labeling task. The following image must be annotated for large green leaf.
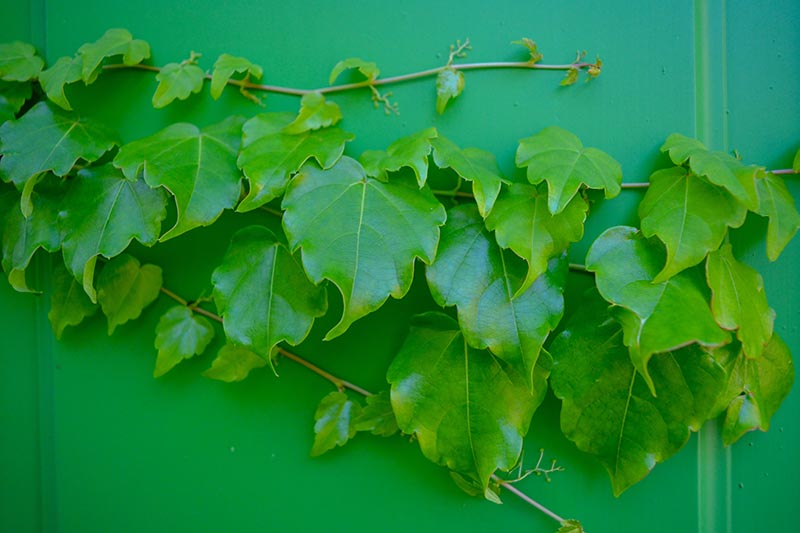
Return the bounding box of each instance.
[485,182,587,293]
[38,56,83,110]
[586,226,729,393]
[0,102,117,191]
[283,92,342,134]
[549,291,727,496]
[236,112,353,212]
[48,261,98,339]
[328,57,379,84]
[0,41,44,82]
[706,244,774,359]
[431,135,505,216]
[96,253,162,335]
[152,60,204,108]
[210,53,263,99]
[426,205,565,390]
[59,164,167,302]
[311,391,362,457]
[360,127,438,187]
[114,116,245,240]
[0,80,31,124]
[211,225,327,362]
[354,391,398,437]
[516,126,622,215]
[77,28,150,84]
[203,344,267,382]
[435,67,464,114]
[639,167,747,281]
[387,312,547,490]
[153,305,215,377]
[755,171,800,261]
[282,157,446,339]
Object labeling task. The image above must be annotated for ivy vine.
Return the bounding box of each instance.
[1,29,798,533]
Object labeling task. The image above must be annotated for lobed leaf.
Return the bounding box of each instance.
[516,126,622,215]
[96,253,162,335]
[236,112,353,212]
[210,53,263,100]
[282,157,446,339]
[152,61,204,108]
[77,28,150,84]
[0,41,44,82]
[39,56,83,110]
[360,127,438,187]
[311,391,361,456]
[48,261,98,339]
[114,116,246,240]
[511,38,543,64]
[329,57,379,85]
[283,92,342,134]
[639,167,747,281]
[435,67,464,114]
[354,391,399,437]
[387,312,548,490]
[203,344,267,382]
[153,305,215,377]
[0,80,32,124]
[755,171,800,261]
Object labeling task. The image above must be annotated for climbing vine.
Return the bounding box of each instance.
[1,29,798,533]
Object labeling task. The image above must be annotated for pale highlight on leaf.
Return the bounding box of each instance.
[0,41,44,82]
[361,127,438,187]
[435,67,464,114]
[210,53,263,100]
[77,28,150,84]
[329,57,379,85]
[153,61,204,108]
[203,344,267,382]
[755,172,800,261]
[311,391,361,456]
[283,92,342,134]
[153,305,215,377]
[48,262,98,339]
[96,254,162,335]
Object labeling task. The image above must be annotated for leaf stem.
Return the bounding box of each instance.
[568,263,592,275]
[771,168,798,175]
[431,189,475,199]
[491,474,566,524]
[621,182,650,189]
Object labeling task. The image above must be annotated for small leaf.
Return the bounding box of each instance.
[236,112,353,212]
[282,157,446,339]
[38,56,83,110]
[0,41,44,82]
[512,38,543,64]
[435,67,464,114]
[153,305,215,377]
[516,126,622,214]
[152,60,204,108]
[311,391,362,456]
[639,167,747,281]
[210,53,263,100]
[431,135,505,216]
[449,472,483,497]
[387,312,548,490]
[660,133,706,165]
[114,116,246,240]
[48,261,98,339]
[59,164,167,302]
[557,519,586,533]
[96,254,162,335]
[0,80,32,123]
[283,92,342,134]
[329,57,379,85]
[77,28,150,84]
[360,127,438,187]
[755,171,800,261]
[560,67,578,86]
[354,390,399,437]
[706,244,774,359]
[586,226,729,393]
[203,344,267,382]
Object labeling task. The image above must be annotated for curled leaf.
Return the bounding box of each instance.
[435,67,464,114]
[203,344,267,382]
[210,53,263,101]
[77,28,150,83]
[283,92,342,134]
[328,57,379,85]
[512,38,542,64]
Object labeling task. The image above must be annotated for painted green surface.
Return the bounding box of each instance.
[0,0,797,532]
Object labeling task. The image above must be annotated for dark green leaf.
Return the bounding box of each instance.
[435,67,464,114]
[283,92,342,134]
[486,182,587,292]
[329,57,379,84]
[516,126,622,214]
[77,28,150,84]
[586,226,729,393]
[311,391,362,456]
[0,80,32,123]
[114,116,245,240]
[426,205,565,390]
[38,56,82,110]
[0,41,43,82]
[152,61,204,108]
[388,312,548,490]
[282,157,445,339]
[210,53,263,99]
[96,253,162,335]
[354,390,399,436]
[203,344,267,382]
[211,225,327,361]
[48,261,98,339]
[755,172,800,261]
[153,305,215,377]
[236,112,353,212]
[360,127,438,187]
[511,38,543,64]
[639,167,746,281]
[59,164,167,302]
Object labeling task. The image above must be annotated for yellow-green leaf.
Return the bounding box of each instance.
[361,127,438,187]
[435,67,464,114]
[0,41,44,82]
[39,56,83,110]
[203,344,267,382]
[152,61,204,108]
[353,391,398,437]
[77,28,150,84]
[210,53,263,100]
[311,391,361,456]
[328,57,379,85]
[153,305,215,377]
[48,261,98,339]
[511,38,542,64]
[755,171,800,261]
[283,92,342,134]
[96,254,162,335]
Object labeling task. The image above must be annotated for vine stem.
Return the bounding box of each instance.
[492,474,566,524]
[771,168,799,175]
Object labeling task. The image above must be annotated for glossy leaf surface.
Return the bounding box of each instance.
[153,305,215,377]
[354,391,399,437]
[38,56,82,110]
[435,67,464,114]
[77,28,150,83]
[48,262,98,339]
[203,344,267,382]
[311,391,361,456]
[283,92,342,134]
[282,157,445,339]
[0,41,44,82]
[361,127,437,187]
[755,171,800,261]
[210,53,263,99]
[152,61,204,108]
[328,57,379,84]
[96,254,162,335]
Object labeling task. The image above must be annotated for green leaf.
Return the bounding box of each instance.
[0,41,44,82]
[211,225,327,362]
[114,116,245,240]
[549,290,728,496]
[153,305,215,377]
[38,56,83,110]
[59,164,167,302]
[486,182,587,293]
[360,127,438,187]
[431,135,505,216]
[516,126,622,214]
[311,391,362,456]
[755,171,800,261]
[706,244,774,359]
[639,167,747,281]
[660,133,705,165]
[48,261,98,339]
[283,157,445,339]
[236,112,353,212]
[203,344,267,382]
[210,53,263,99]
[152,61,204,108]
[560,67,579,86]
[556,519,586,533]
[354,390,399,437]
[435,67,464,114]
[426,205,565,390]
[0,102,118,190]
[0,81,30,124]
[283,92,342,134]
[329,57,379,84]
[96,253,162,335]
[77,28,150,84]
[586,226,729,393]
[387,312,548,490]
[512,38,543,64]
[793,148,800,173]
